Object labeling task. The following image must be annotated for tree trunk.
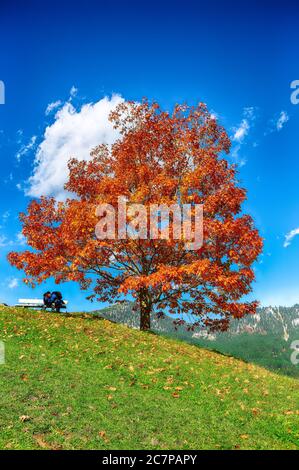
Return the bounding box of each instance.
[139,291,151,331]
[140,304,151,331]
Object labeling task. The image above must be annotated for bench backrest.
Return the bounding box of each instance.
[17,298,69,306]
[18,298,44,305]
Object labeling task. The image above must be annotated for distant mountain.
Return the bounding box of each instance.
[223,305,299,341]
[94,302,299,379]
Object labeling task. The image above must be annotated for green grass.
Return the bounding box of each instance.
[196,333,299,379]
[0,306,299,450]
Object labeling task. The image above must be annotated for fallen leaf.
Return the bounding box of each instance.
[19,415,31,423]
[98,431,109,443]
[33,434,51,449]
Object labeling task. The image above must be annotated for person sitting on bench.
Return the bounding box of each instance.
[43,291,52,307]
[43,291,65,312]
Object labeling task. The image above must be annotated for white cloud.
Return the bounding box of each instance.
[27,94,123,200]
[16,135,37,162]
[2,211,10,222]
[69,86,78,98]
[0,235,13,248]
[16,232,26,246]
[276,111,289,131]
[8,278,19,289]
[16,129,23,144]
[45,100,62,115]
[0,235,7,247]
[232,107,256,144]
[209,109,219,120]
[0,232,27,248]
[243,107,256,119]
[231,107,256,165]
[232,119,250,143]
[231,144,246,166]
[45,86,78,115]
[265,111,289,135]
[284,227,299,248]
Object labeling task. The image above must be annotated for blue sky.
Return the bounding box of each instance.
[0,0,299,310]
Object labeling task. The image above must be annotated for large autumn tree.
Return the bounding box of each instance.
[8,101,262,331]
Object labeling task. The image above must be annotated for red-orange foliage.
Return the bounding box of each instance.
[8,101,263,331]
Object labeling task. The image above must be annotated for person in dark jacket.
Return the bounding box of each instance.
[43,291,52,307]
[43,291,64,312]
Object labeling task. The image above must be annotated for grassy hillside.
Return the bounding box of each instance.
[0,306,299,450]
[96,302,299,379]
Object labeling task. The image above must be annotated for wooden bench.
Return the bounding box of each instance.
[15,298,68,311]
